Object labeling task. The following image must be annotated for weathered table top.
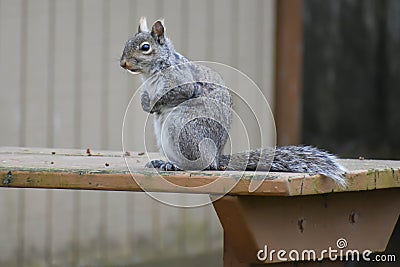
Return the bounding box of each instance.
[0,147,399,196]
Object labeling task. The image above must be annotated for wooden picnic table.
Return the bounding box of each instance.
[1,147,399,266]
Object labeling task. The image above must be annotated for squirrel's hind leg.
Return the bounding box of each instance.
[145,159,219,171]
[145,160,182,171]
[202,156,220,170]
[145,159,164,168]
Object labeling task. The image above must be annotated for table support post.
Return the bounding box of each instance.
[213,189,400,266]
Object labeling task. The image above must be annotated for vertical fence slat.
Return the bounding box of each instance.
[162,0,183,51]
[17,2,28,265]
[72,190,81,265]
[79,191,102,265]
[79,0,102,149]
[101,0,111,150]
[186,1,207,60]
[126,192,136,259]
[51,190,75,265]
[74,0,83,148]
[0,1,22,147]
[208,0,234,65]
[151,195,161,254]
[17,189,25,267]
[23,190,48,266]
[108,0,131,150]
[45,190,53,266]
[125,0,139,104]
[53,0,77,148]
[25,0,49,147]
[0,3,27,265]
[0,189,19,266]
[105,192,129,260]
[177,195,187,254]
[205,0,215,61]
[19,0,28,147]
[47,0,56,147]
[98,192,108,262]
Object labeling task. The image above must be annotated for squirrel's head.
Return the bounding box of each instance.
[120,17,170,75]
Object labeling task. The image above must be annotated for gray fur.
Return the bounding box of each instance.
[120,18,347,187]
[219,146,347,187]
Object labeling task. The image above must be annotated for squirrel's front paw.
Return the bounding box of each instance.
[140,91,152,113]
[145,160,181,171]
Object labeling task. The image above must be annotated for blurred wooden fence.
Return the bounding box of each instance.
[0,0,276,266]
[303,0,400,160]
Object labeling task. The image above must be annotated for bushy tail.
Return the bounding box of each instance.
[219,145,347,187]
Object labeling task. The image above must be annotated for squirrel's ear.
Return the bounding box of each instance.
[138,17,149,33]
[151,19,165,44]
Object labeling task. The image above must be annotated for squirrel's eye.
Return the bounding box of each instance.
[139,42,151,54]
[141,44,150,51]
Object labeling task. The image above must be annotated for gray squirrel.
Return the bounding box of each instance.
[120,17,347,187]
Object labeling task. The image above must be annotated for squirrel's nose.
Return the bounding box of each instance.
[120,58,127,68]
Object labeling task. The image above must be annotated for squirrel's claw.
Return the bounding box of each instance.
[145,159,181,171]
[145,159,164,168]
[160,162,181,171]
